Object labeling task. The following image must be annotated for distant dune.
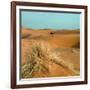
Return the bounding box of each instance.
[21,28,80,37]
[21,28,52,38]
[21,28,80,48]
[21,28,80,78]
[49,29,80,34]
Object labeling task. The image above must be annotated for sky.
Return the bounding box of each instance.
[21,10,80,30]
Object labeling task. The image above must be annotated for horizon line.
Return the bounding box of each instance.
[21,27,80,30]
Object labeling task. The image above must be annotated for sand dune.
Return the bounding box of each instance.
[21,28,80,78]
[21,28,80,48]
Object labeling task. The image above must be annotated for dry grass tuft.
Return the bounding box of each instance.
[21,40,79,78]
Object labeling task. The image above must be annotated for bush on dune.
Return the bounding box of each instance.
[21,40,80,78]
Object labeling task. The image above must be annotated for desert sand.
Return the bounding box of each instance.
[21,28,80,78]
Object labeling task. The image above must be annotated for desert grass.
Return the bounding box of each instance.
[21,40,80,78]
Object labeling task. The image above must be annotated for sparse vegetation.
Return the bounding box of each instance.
[21,40,80,78]
[21,40,50,78]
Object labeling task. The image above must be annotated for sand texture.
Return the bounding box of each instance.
[21,28,80,78]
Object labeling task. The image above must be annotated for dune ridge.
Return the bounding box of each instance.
[21,28,80,78]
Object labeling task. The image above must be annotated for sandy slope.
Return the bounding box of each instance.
[21,28,80,78]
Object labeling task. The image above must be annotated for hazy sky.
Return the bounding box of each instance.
[21,10,80,30]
